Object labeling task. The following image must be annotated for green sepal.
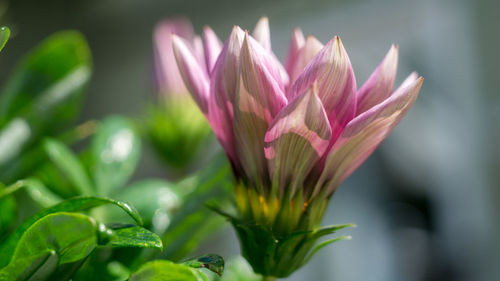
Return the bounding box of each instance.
[217,210,354,278]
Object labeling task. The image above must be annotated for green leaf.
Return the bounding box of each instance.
[183,254,224,277]
[129,260,208,281]
[0,31,91,127]
[0,178,62,207]
[0,183,16,236]
[0,212,97,281]
[92,116,141,195]
[0,26,10,52]
[23,178,63,208]
[0,196,142,267]
[0,31,92,176]
[158,153,233,260]
[44,138,94,196]
[98,223,163,250]
[110,179,181,229]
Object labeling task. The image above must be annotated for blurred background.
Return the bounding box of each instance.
[0,0,498,280]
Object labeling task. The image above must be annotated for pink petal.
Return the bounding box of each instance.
[264,85,332,198]
[202,26,223,75]
[284,28,305,79]
[252,16,271,51]
[232,33,288,187]
[207,26,245,166]
[289,36,357,143]
[153,18,195,94]
[287,35,324,87]
[356,45,399,115]
[314,75,423,197]
[172,35,210,113]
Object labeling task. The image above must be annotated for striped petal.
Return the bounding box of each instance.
[233,33,288,187]
[284,28,305,79]
[207,26,245,165]
[202,26,222,75]
[172,35,210,113]
[314,74,423,197]
[153,18,194,94]
[289,36,357,142]
[264,85,332,197]
[287,35,324,87]
[252,16,271,51]
[356,45,399,115]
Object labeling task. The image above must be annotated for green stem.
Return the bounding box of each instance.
[0,180,28,198]
[262,276,277,281]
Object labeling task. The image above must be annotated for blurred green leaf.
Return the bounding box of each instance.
[0,120,96,184]
[183,254,224,277]
[0,31,91,127]
[0,196,142,267]
[0,31,92,175]
[111,179,181,229]
[0,212,97,281]
[0,178,62,208]
[92,116,141,195]
[0,26,10,52]
[44,138,94,196]
[23,178,63,208]
[0,184,16,237]
[159,153,233,260]
[98,223,163,250]
[129,260,209,281]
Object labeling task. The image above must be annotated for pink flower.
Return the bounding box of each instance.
[172,17,423,221]
[154,18,222,98]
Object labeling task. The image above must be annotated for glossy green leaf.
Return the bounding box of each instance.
[0,31,91,127]
[0,196,142,267]
[92,116,141,195]
[98,223,163,250]
[183,254,224,276]
[0,212,97,281]
[44,138,94,196]
[129,260,208,281]
[0,26,10,52]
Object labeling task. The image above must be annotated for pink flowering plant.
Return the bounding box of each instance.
[172,17,423,278]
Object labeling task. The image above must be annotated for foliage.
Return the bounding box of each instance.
[0,27,231,281]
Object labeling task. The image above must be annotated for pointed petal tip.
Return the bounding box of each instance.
[257,16,269,24]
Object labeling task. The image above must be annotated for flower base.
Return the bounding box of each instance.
[211,206,354,278]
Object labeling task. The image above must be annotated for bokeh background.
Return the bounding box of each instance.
[1,0,498,280]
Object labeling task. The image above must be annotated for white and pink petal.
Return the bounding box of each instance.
[314,75,424,197]
[356,45,399,115]
[264,85,332,198]
[289,36,357,142]
[172,35,210,113]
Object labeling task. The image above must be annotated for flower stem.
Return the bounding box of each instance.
[262,276,277,281]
